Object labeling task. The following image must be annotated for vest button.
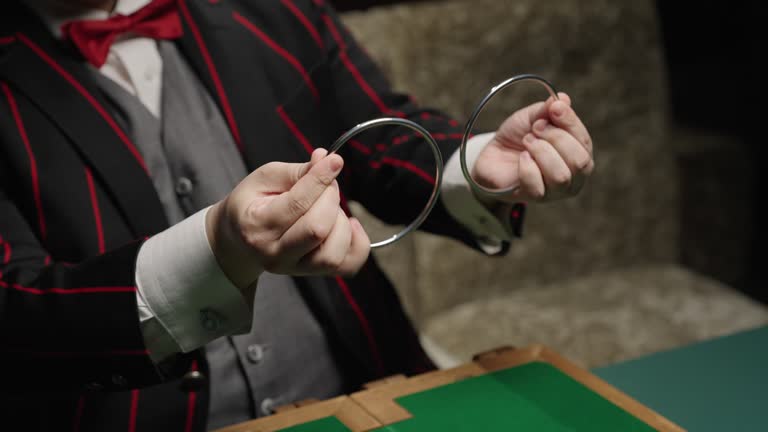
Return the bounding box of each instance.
[85,381,104,391]
[260,397,277,416]
[246,344,264,364]
[179,370,207,393]
[111,374,127,387]
[175,177,194,197]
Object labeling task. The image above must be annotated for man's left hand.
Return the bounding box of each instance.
[472,93,594,203]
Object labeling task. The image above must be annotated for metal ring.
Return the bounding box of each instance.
[460,74,559,197]
[329,117,444,248]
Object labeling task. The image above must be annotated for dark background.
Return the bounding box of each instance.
[654,1,763,303]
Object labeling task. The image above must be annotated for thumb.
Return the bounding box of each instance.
[247,147,329,193]
[297,148,329,179]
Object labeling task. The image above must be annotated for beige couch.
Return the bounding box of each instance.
[341,0,768,368]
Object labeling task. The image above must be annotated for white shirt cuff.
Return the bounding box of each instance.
[135,207,252,363]
[441,133,514,254]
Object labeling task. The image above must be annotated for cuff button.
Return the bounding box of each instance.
[180,370,206,393]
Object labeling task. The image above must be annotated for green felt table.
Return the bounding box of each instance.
[277,416,351,432]
[278,363,657,432]
[595,325,768,432]
[368,363,655,432]
[275,326,768,432]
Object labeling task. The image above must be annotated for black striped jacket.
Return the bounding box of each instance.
[0,0,521,430]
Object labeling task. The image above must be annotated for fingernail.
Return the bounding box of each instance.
[551,102,565,118]
[523,134,535,145]
[329,155,343,172]
[534,119,548,132]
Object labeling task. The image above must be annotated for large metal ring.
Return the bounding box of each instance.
[329,117,444,248]
[460,74,559,197]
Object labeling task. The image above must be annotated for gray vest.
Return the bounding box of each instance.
[92,41,346,430]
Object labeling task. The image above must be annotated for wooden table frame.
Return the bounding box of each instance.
[216,345,685,432]
[214,396,380,432]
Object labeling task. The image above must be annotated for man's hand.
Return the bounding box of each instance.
[472,93,594,202]
[206,148,370,292]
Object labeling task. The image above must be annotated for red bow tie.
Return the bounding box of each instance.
[62,0,183,68]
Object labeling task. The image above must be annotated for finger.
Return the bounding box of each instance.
[532,119,594,176]
[336,217,371,276]
[247,148,329,194]
[548,99,592,154]
[525,92,571,125]
[310,147,327,165]
[556,92,572,106]
[277,180,341,259]
[269,152,343,227]
[522,133,572,195]
[517,151,546,201]
[296,208,353,275]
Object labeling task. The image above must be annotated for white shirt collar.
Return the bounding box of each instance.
[27,0,153,38]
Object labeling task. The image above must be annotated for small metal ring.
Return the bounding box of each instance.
[329,117,444,248]
[460,74,559,197]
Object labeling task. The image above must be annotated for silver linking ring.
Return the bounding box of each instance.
[329,117,444,249]
[460,74,559,197]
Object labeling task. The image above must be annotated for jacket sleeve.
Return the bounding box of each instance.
[0,184,167,393]
[309,0,524,252]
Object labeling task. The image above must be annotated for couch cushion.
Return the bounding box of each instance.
[420,265,768,368]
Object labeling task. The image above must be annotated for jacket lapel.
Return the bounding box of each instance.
[174,0,309,170]
[0,3,168,237]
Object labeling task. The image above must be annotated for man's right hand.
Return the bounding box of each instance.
[206,148,371,293]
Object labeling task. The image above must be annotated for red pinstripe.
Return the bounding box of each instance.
[348,139,371,155]
[15,33,149,174]
[334,276,384,374]
[345,138,436,186]
[183,390,198,432]
[280,0,324,49]
[183,361,199,432]
[128,390,139,432]
[73,395,86,432]
[392,132,463,146]
[320,15,403,117]
[320,13,346,50]
[2,82,46,239]
[178,0,242,149]
[0,235,10,264]
[420,112,460,127]
[0,280,136,294]
[370,157,435,185]
[233,12,319,101]
[84,167,105,254]
[0,36,15,45]
[276,106,314,153]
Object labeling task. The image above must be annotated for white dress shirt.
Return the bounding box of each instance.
[30,0,513,364]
